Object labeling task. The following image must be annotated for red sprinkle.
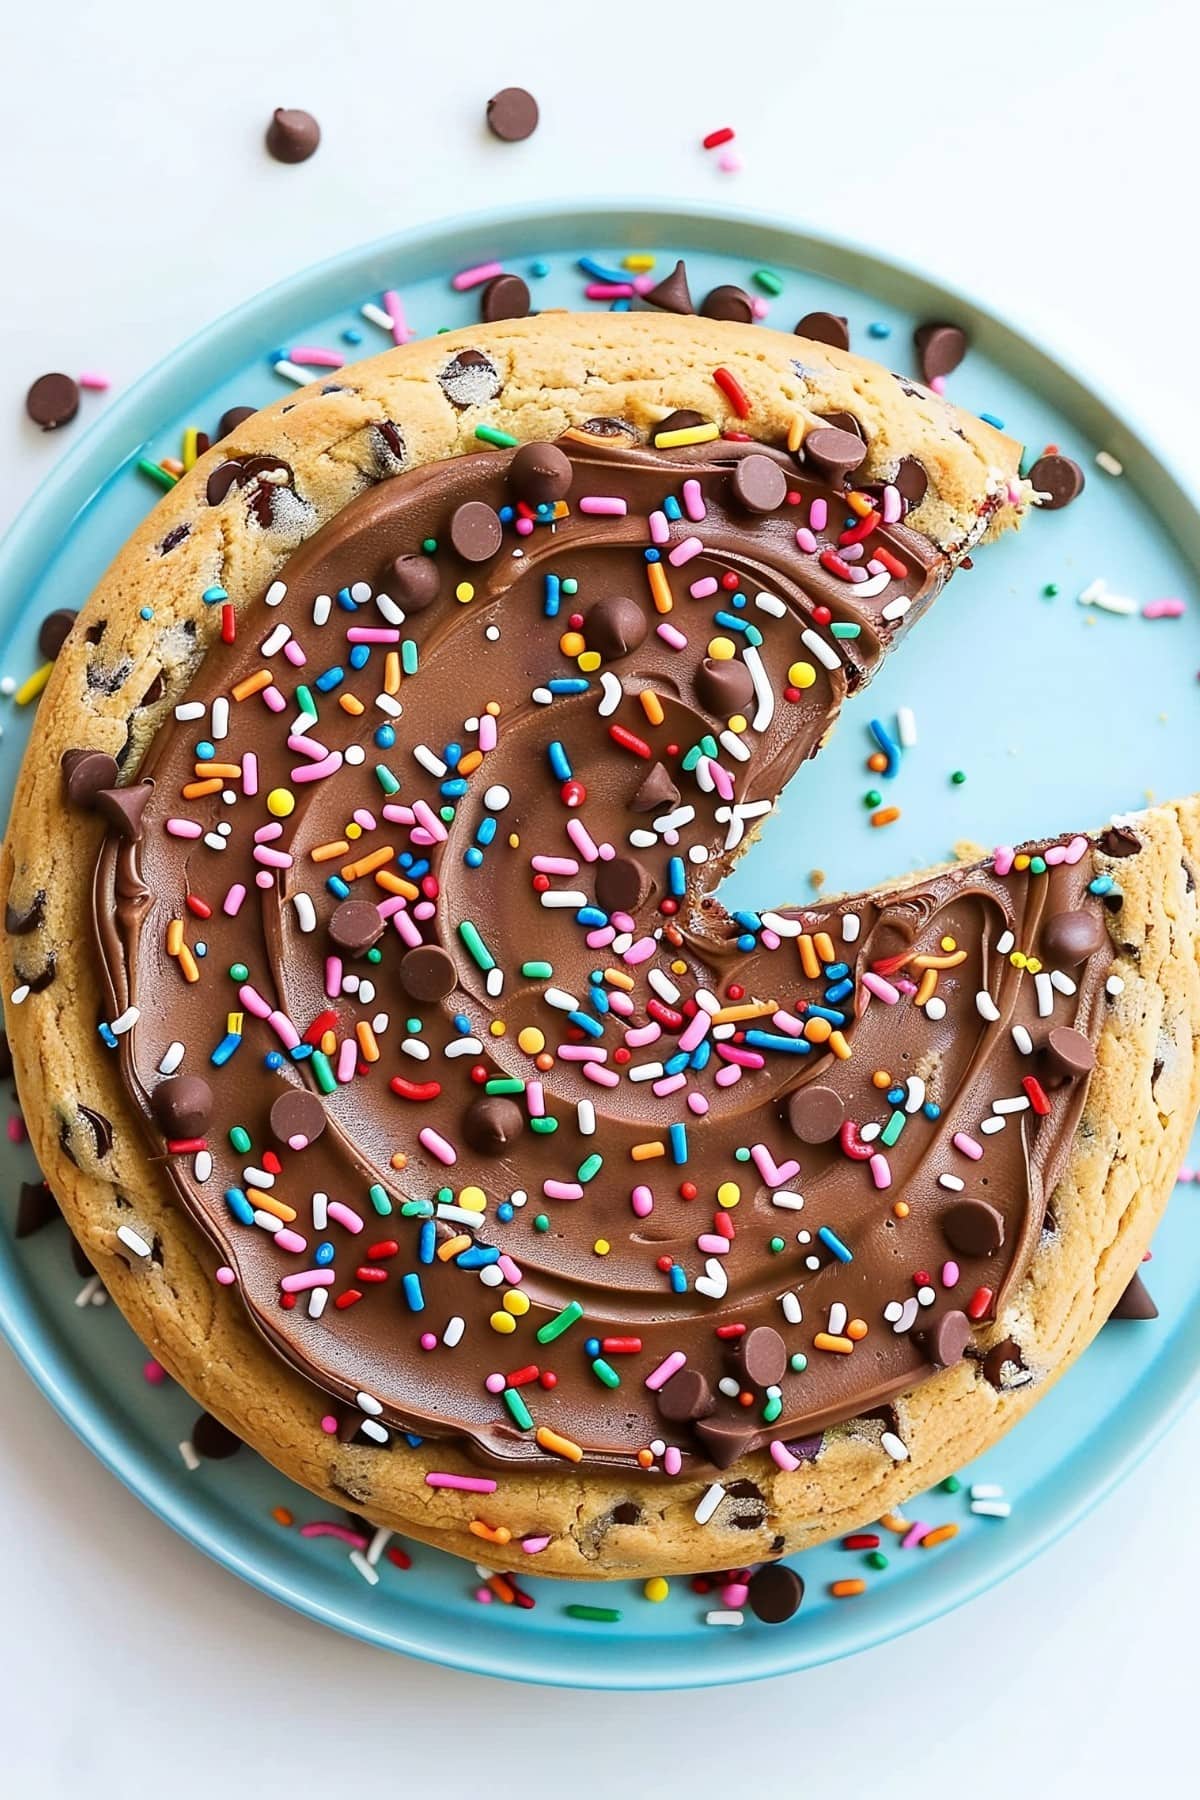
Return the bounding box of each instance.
[820,549,855,581]
[609,724,652,759]
[715,1322,747,1340]
[602,1337,643,1354]
[366,1239,399,1260]
[386,1546,412,1570]
[354,1266,389,1283]
[875,547,909,579]
[702,126,736,149]
[842,1533,881,1550]
[507,1364,539,1386]
[1022,1075,1051,1116]
[712,366,751,419]
[389,1076,442,1102]
[839,509,881,547]
[166,1136,207,1155]
[304,1009,338,1045]
[185,894,213,919]
[220,603,236,645]
[334,1289,363,1310]
[967,1285,994,1321]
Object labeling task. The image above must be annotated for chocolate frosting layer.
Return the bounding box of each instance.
[92,435,1113,1473]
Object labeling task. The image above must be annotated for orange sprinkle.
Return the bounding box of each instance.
[639,689,665,726]
[911,949,968,971]
[804,1017,832,1045]
[921,1523,959,1549]
[177,945,200,983]
[831,1579,866,1598]
[603,968,635,991]
[646,560,673,614]
[390,1152,407,1171]
[231,668,271,702]
[319,1029,337,1057]
[384,650,401,695]
[469,1519,513,1546]
[375,870,419,899]
[536,1426,583,1463]
[245,1188,297,1223]
[880,1512,910,1535]
[630,1141,665,1161]
[914,968,939,1007]
[182,778,224,799]
[867,751,889,773]
[486,1573,517,1604]
[846,1318,869,1341]
[845,490,874,517]
[165,919,184,956]
[813,931,836,964]
[457,750,483,776]
[870,806,901,828]
[828,1030,852,1060]
[271,1506,294,1527]
[892,1200,910,1219]
[798,934,820,980]
[311,840,351,863]
[711,1001,777,1024]
[355,1021,380,1063]
[872,1069,892,1089]
[437,1234,472,1262]
[341,845,395,881]
[338,693,365,716]
[160,456,185,477]
[194,761,241,779]
[814,1332,854,1355]
[637,1447,655,1468]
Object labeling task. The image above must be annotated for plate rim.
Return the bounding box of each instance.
[1,195,1197,1689]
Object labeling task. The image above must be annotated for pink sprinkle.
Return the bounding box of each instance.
[280,1270,336,1293]
[419,1126,457,1165]
[336,1037,357,1083]
[1143,597,1185,619]
[663,1446,683,1476]
[953,1132,984,1161]
[652,1073,687,1097]
[992,845,1016,877]
[608,990,634,1018]
[942,1261,960,1287]
[238,983,272,1019]
[578,496,627,516]
[215,1266,236,1286]
[688,1092,709,1116]
[273,1228,307,1255]
[143,1359,166,1385]
[770,1440,801,1472]
[717,150,742,173]
[267,1010,301,1050]
[645,1350,686,1391]
[283,640,306,666]
[649,509,671,545]
[544,1180,583,1201]
[526,1081,545,1118]
[809,498,828,531]
[869,1152,892,1190]
[631,1185,653,1218]
[623,937,657,966]
[382,289,411,345]
[881,484,902,524]
[478,713,498,752]
[77,371,111,390]
[451,260,504,291]
[166,818,202,838]
[474,1587,493,1604]
[585,282,634,299]
[795,527,818,553]
[254,845,292,870]
[262,685,287,712]
[485,1373,506,1394]
[723,1582,749,1607]
[566,819,600,861]
[624,1022,661,1049]
[752,297,769,320]
[586,926,615,950]
[320,1415,338,1434]
[682,479,706,522]
[242,751,258,796]
[901,1521,928,1550]
[291,752,343,783]
[288,346,345,368]
[347,626,400,644]
[222,883,247,916]
[657,621,688,650]
[532,854,579,875]
[697,1234,729,1255]
[326,1201,363,1233]
[930,375,946,395]
[498,1255,522,1284]
[300,1522,368,1547]
[689,575,719,599]
[521,1535,552,1555]
[862,971,900,1004]
[289,732,330,760]
[583,1061,619,1087]
[420,1332,437,1351]
[667,535,704,566]
[426,1473,498,1494]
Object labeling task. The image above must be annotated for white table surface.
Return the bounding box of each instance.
[1,2,1196,1792]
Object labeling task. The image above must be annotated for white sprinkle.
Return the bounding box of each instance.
[540,889,588,908]
[880,1431,909,1463]
[996,929,1015,955]
[478,1264,504,1288]
[1096,450,1124,477]
[828,1301,847,1336]
[211,696,229,741]
[292,893,317,934]
[444,1036,484,1057]
[761,911,803,939]
[261,625,290,658]
[718,1376,741,1398]
[483,785,511,811]
[312,1192,329,1230]
[694,1482,726,1525]
[719,729,752,763]
[366,1526,393,1566]
[859,1121,881,1144]
[178,1440,200,1472]
[350,581,372,604]
[938,1173,965,1191]
[273,359,311,385]
[308,1287,328,1319]
[754,590,786,618]
[648,969,681,1004]
[1011,1024,1034,1055]
[313,593,332,626]
[992,1095,1030,1114]
[654,805,697,835]
[771,1190,805,1211]
[375,693,403,718]
[349,1551,380,1585]
[360,1419,389,1444]
[158,1041,185,1075]
[917,1285,936,1307]
[705,1611,744,1627]
[117,1224,152,1258]
[598,671,623,717]
[485,968,504,999]
[883,1301,903,1324]
[628,1062,665,1082]
[443,1315,465,1347]
[971,1482,1006,1499]
[742,643,775,731]
[345,744,365,767]
[577,1099,596,1136]
[74,1275,105,1309]
[800,626,840,671]
[1106,974,1125,996]
[780,1291,803,1324]
[401,1037,430,1061]
[375,592,404,625]
[361,302,394,330]
[975,990,1001,1022]
[881,595,912,621]
[175,701,206,722]
[971,1499,1012,1518]
[544,988,579,1011]
[904,1076,926,1114]
[203,833,226,852]
[925,996,947,1021]
[842,912,861,944]
[532,687,553,705]
[896,705,917,747]
[629,829,657,849]
[356,1390,383,1416]
[413,744,447,778]
[890,1296,920,1334]
[980,1116,1006,1135]
[194,1150,213,1182]
[1049,970,1077,995]
[436,1206,483,1227]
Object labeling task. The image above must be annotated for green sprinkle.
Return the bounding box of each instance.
[229,961,249,982]
[295,685,317,718]
[406,1018,422,1034]
[521,961,553,980]
[458,920,495,971]
[752,268,783,296]
[310,1050,337,1094]
[439,804,455,823]
[950,769,967,786]
[866,1551,889,1571]
[229,1125,252,1154]
[137,456,178,490]
[375,764,401,795]
[577,1153,603,1183]
[503,1387,534,1430]
[733,1145,751,1163]
[422,537,438,554]
[762,1393,782,1424]
[769,1235,786,1254]
[401,1199,434,1216]
[1042,582,1059,598]
[368,1183,392,1217]
[533,1213,550,1232]
[474,423,519,448]
[529,1116,558,1134]
[536,1299,583,1345]
[789,1352,808,1374]
[591,1357,621,1389]
[880,1109,906,1148]
[485,1078,525,1096]
[940,1474,962,1493]
[565,1604,622,1623]
[401,639,419,676]
[366,946,382,964]
[864,788,882,808]
[561,578,578,597]
[830,621,862,639]
[1030,855,1047,875]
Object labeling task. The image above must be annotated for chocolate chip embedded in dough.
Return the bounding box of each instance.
[1041,908,1107,965]
[921,1309,973,1369]
[747,1563,805,1623]
[631,761,680,813]
[480,273,530,323]
[731,1325,788,1388]
[785,1083,844,1144]
[981,1337,1026,1389]
[595,855,651,916]
[802,425,868,484]
[399,944,458,1003]
[941,1198,1005,1257]
[437,348,502,408]
[652,409,706,442]
[1027,453,1085,511]
[730,453,788,515]
[389,553,440,613]
[1108,1271,1158,1321]
[270,1088,327,1151]
[328,897,385,955]
[462,1095,525,1156]
[695,655,755,717]
[643,260,695,315]
[93,781,154,841]
[1099,825,1141,859]
[655,1367,715,1424]
[508,441,573,507]
[795,311,850,351]
[5,891,45,935]
[701,284,755,324]
[585,594,647,661]
[893,456,929,507]
[150,1074,214,1139]
[914,320,967,382]
[449,499,503,563]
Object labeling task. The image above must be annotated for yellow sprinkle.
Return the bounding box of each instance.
[1026,956,1042,974]
[711,1001,776,1024]
[1010,950,1028,969]
[320,1030,337,1056]
[456,582,475,604]
[786,416,805,454]
[518,1027,545,1055]
[728,714,747,733]
[503,1289,530,1315]
[14,663,52,706]
[459,1186,487,1212]
[227,1012,243,1035]
[707,635,736,661]
[716,1182,740,1209]
[828,1030,852,1060]
[577,650,601,674]
[940,935,957,952]
[787,661,816,690]
[485,700,501,716]
[671,960,687,976]
[267,787,295,818]
[1014,853,1031,871]
[846,490,874,517]
[639,690,665,726]
[624,253,656,272]
[489,1020,506,1037]
[345,822,362,840]
[535,1426,583,1463]
[182,426,201,471]
[489,1311,517,1334]
[593,1239,610,1256]
[653,422,720,449]
[508,832,520,849]
[643,1576,670,1602]
[804,1017,832,1044]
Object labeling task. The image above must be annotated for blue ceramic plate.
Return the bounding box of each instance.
[1,202,1197,1688]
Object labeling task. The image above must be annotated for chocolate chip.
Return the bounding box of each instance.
[1100,825,1141,859]
[922,1309,972,1368]
[818,411,864,441]
[373,421,407,471]
[701,284,755,324]
[159,523,191,555]
[747,1563,804,1623]
[270,1088,327,1150]
[486,86,539,141]
[61,748,119,807]
[693,1415,758,1468]
[643,260,695,315]
[390,553,440,613]
[150,1075,213,1138]
[610,1501,642,1526]
[509,441,572,506]
[586,594,647,661]
[981,1337,1025,1389]
[653,409,706,441]
[595,855,651,916]
[216,405,256,441]
[893,456,928,507]
[914,321,967,383]
[802,425,867,484]
[265,107,320,162]
[16,1180,58,1238]
[38,609,77,660]
[1022,454,1084,514]
[732,1325,787,1388]
[941,1199,1005,1257]
[785,1083,844,1143]
[695,656,755,717]
[655,1367,715,1423]
[26,372,79,430]
[729,453,788,516]
[1108,1271,1158,1321]
[5,892,45,935]
[1045,1025,1096,1080]
[631,761,680,813]
[437,349,502,408]
[93,781,154,841]
[399,944,458,1003]
[78,1105,113,1159]
[449,500,503,562]
[1042,908,1107,965]
[480,273,530,323]
[462,1095,524,1156]
[16,956,56,994]
[192,1413,241,1459]
[579,416,637,440]
[328,897,384,954]
[0,1032,11,1079]
[795,311,850,352]
[206,461,243,505]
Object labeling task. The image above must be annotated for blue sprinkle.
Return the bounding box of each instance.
[224,1188,254,1226]
[714,610,752,636]
[980,412,1006,431]
[867,322,891,338]
[588,984,610,1015]
[349,643,370,670]
[578,254,626,283]
[744,1031,811,1055]
[730,591,746,609]
[818,1226,853,1263]
[335,586,358,612]
[98,1024,118,1049]
[529,258,550,278]
[664,495,682,522]
[402,1272,425,1311]
[343,327,363,344]
[1088,875,1116,896]
[669,1122,688,1165]
[548,741,573,782]
[264,1051,284,1071]
[644,547,661,563]
[404,1433,424,1449]
[476,817,497,846]
[732,909,762,932]
[497,1201,514,1223]
[201,585,227,606]
[923,1101,941,1120]
[195,740,216,761]
[824,962,850,979]
[210,1032,242,1066]
[441,777,469,799]
[453,1013,472,1034]
[444,743,462,768]
[326,875,351,900]
[736,933,756,952]
[664,1052,689,1076]
[291,1043,314,1061]
[544,573,561,618]
[668,856,686,897]
[886,1086,906,1106]
[315,666,345,692]
[315,1241,335,1266]
[690,1039,711,1072]
[576,906,607,928]
[584,1337,602,1357]
[418,1219,436,1264]
[375,724,396,749]
[456,1246,500,1269]
[669,1264,688,1294]
[804,1005,845,1027]
[610,298,631,312]
[824,979,854,1005]
[549,677,590,695]
[868,717,901,778]
[568,1010,604,1039]
[464,846,484,868]
[409,859,430,879]
[139,605,154,621]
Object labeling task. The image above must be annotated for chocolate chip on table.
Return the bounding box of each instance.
[449,500,503,562]
[150,1074,214,1138]
[480,273,531,323]
[1041,908,1107,965]
[192,1412,242,1459]
[643,259,695,315]
[1027,453,1085,511]
[1108,1270,1158,1321]
[700,284,755,324]
[389,553,440,613]
[265,107,321,163]
[462,1094,524,1155]
[270,1087,327,1150]
[786,1083,844,1144]
[585,593,648,661]
[509,441,572,507]
[399,944,458,1003]
[913,320,967,383]
[802,425,868,484]
[15,1180,58,1239]
[328,896,385,954]
[695,656,755,718]
[730,453,788,515]
[941,1198,1006,1257]
[26,372,80,430]
[216,405,256,441]
[795,311,850,352]
[61,748,119,807]
[747,1563,804,1623]
[485,86,539,142]
[38,609,78,660]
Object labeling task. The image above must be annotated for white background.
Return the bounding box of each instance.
[1,2,1197,1793]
